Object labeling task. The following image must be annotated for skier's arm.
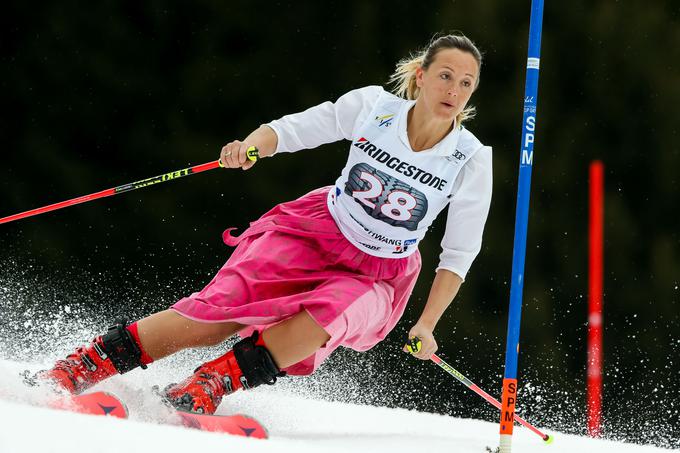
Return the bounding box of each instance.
[406,269,463,360]
[437,146,493,279]
[265,85,382,153]
[219,125,279,170]
[219,86,382,170]
[407,147,492,360]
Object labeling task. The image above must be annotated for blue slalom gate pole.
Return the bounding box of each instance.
[498,1,545,452]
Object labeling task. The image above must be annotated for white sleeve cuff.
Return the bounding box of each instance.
[434,265,466,282]
[436,252,476,281]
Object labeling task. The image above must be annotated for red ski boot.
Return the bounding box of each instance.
[163,331,284,414]
[30,320,148,394]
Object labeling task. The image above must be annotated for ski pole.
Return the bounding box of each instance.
[405,338,553,444]
[0,147,259,225]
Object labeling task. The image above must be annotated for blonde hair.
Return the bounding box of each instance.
[389,33,483,127]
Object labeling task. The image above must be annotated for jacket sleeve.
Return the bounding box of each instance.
[437,145,493,280]
[266,86,383,154]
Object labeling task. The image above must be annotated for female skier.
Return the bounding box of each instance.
[35,33,492,415]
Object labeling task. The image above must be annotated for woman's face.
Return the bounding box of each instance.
[415,48,479,122]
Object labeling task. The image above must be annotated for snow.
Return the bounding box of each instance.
[0,360,670,453]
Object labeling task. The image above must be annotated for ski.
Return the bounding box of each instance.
[149,385,268,439]
[39,388,267,439]
[173,410,268,439]
[47,391,128,419]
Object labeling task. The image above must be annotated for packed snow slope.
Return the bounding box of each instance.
[0,360,669,453]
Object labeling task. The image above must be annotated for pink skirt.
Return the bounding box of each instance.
[171,186,421,375]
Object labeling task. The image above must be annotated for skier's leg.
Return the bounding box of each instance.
[32,310,242,395]
[135,309,243,360]
[261,309,330,368]
[163,310,330,414]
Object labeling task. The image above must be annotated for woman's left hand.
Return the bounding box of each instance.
[403,323,437,360]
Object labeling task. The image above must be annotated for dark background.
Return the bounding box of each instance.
[1,0,678,447]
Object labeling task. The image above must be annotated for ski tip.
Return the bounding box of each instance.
[238,414,269,440]
[544,434,555,444]
[94,391,130,419]
[49,391,129,419]
[176,411,268,439]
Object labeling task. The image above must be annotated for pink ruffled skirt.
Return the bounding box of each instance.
[171,186,421,375]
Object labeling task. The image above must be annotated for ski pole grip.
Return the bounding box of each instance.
[405,337,422,354]
[218,146,259,168]
[246,146,259,162]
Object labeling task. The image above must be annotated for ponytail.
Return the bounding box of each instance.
[389,51,427,101]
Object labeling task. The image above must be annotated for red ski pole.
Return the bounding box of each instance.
[405,338,553,444]
[0,147,259,225]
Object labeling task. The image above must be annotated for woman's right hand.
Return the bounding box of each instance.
[220,140,257,171]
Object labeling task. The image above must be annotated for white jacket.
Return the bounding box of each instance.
[267,86,492,280]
